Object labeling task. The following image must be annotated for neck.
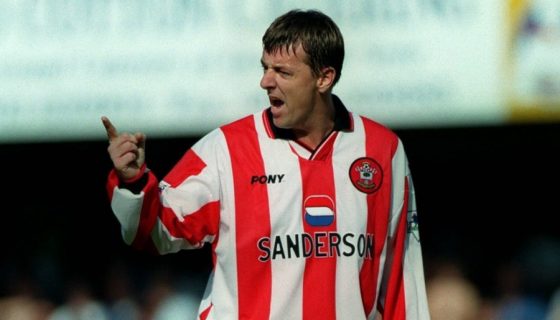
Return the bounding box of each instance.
[293,94,335,150]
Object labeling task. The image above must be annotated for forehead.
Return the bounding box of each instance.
[261,44,309,67]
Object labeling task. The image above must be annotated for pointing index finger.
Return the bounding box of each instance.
[101,116,118,141]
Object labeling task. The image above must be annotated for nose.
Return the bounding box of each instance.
[260,69,275,90]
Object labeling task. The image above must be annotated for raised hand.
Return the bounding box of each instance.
[101,116,146,181]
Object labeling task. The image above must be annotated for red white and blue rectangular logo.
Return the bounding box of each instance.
[304,195,335,227]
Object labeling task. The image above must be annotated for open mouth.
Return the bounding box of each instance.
[269,96,284,108]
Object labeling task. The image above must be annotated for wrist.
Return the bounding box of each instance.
[121,163,148,183]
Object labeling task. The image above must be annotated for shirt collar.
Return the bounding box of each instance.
[265,94,353,140]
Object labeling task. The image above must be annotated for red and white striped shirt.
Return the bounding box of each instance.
[107,97,430,320]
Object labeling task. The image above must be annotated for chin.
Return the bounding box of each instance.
[272,118,284,128]
[273,118,290,129]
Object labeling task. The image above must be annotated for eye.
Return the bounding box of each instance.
[260,61,269,73]
[278,69,292,77]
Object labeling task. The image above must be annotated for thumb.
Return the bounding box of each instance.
[134,132,147,165]
[134,132,146,149]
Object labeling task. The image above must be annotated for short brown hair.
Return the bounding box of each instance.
[262,9,345,86]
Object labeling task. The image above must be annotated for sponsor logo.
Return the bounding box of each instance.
[349,157,383,194]
[251,174,285,185]
[304,195,335,227]
[257,232,374,262]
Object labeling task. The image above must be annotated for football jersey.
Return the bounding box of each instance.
[107,97,430,320]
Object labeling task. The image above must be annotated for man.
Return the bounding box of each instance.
[102,9,430,320]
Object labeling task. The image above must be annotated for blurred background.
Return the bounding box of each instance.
[1,1,559,319]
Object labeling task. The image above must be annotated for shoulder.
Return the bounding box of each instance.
[334,94,399,143]
[192,111,262,152]
[352,113,400,144]
[219,112,260,134]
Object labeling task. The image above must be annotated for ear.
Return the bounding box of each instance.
[316,67,336,93]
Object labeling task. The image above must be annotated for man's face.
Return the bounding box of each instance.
[260,44,320,131]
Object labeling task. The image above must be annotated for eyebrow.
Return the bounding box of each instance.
[261,59,292,71]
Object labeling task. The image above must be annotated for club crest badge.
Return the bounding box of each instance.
[349,157,383,194]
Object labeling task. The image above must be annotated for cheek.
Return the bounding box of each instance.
[280,77,316,105]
